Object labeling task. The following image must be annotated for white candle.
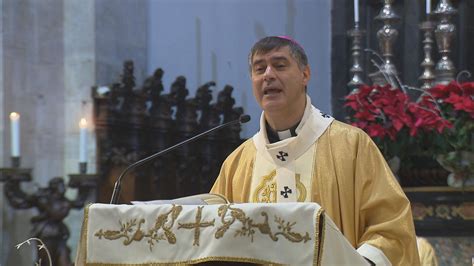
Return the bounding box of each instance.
[426,0,431,14]
[10,112,20,157]
[79,118,88,163]
[354,0,359,23]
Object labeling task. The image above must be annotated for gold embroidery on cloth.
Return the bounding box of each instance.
[253,171,308,202]
[78,203,92,265]
[177,206,215,246]
[93,204,310,256]
[314,208,325,266]
[253,170,277,203]
[295,174,307,202]
[94,204,182,250]
[85,255,282,266]
[215,204,311,243]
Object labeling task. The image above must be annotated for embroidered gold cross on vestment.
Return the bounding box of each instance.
[178,206,215,246]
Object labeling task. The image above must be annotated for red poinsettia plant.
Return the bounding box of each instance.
[421,82,474,185]
[418,81,474,153]
[344,81,473,161]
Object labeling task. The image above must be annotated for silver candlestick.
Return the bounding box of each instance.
[369,0,401,88]
[433,0,457,85]
[347,23,366,92]
[419,15,436,90]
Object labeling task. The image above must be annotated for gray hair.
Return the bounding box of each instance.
[248,36,308,74]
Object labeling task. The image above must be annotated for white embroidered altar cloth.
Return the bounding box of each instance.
[75,202,368,265]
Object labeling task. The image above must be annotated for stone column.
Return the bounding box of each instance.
[0,0,5,264]
[2,1,66,264]
[64,0,148,259]
[0,0,3,164]
[63,0,96,261]
[95,0,148,86]
[1,0,148,264]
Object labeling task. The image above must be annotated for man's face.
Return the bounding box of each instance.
[251,46,310,115]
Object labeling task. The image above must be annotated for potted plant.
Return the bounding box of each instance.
[420,82,474,187]
[344,84,453,185]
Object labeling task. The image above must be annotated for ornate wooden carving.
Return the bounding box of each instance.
[0,167,97,266]
[93,61,245,203]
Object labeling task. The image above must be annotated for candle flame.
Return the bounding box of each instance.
[79,118,87,128]
[10,112,20,120]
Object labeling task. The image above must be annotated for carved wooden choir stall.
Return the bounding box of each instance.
[93,60,245,204]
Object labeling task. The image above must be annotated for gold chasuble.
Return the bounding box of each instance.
[211,96,420,266]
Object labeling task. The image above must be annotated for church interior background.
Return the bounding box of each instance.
[0,0,472,265]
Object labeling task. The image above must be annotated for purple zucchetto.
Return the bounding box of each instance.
[276,35,305,52]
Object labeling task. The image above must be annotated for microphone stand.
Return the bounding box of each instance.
[110,115,250,204]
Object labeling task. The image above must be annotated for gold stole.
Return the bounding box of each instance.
[249,96,333,203]
[250,143,316,203]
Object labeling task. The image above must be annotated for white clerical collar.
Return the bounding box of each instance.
[275,98,312,141]
[277,130,293,140]
[253,95,334,166]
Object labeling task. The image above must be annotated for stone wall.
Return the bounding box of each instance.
[0,1,148,264]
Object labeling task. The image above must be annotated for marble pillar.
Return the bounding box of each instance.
[0,1,148,265]
[95,0,148,87]
[2,0,66,264]
[63,0,96,262]
[0,0,5,264]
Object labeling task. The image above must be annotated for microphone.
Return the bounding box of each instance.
[109,114,251,204]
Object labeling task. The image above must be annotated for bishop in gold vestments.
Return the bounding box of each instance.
[213,35,420,265]
[211,96,420,266]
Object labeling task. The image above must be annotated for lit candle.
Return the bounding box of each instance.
[426,0,431,14]
[354,0,359,23]
[10,112,20,157]
[79,118,87,163]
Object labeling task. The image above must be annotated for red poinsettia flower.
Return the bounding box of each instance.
[367,123,387,138]
[354,109,377,121]
[427,81,474,118]
[346,84,418,141]
[430,82,463,99]
[345,81,472,163]
[461,82,474,95]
